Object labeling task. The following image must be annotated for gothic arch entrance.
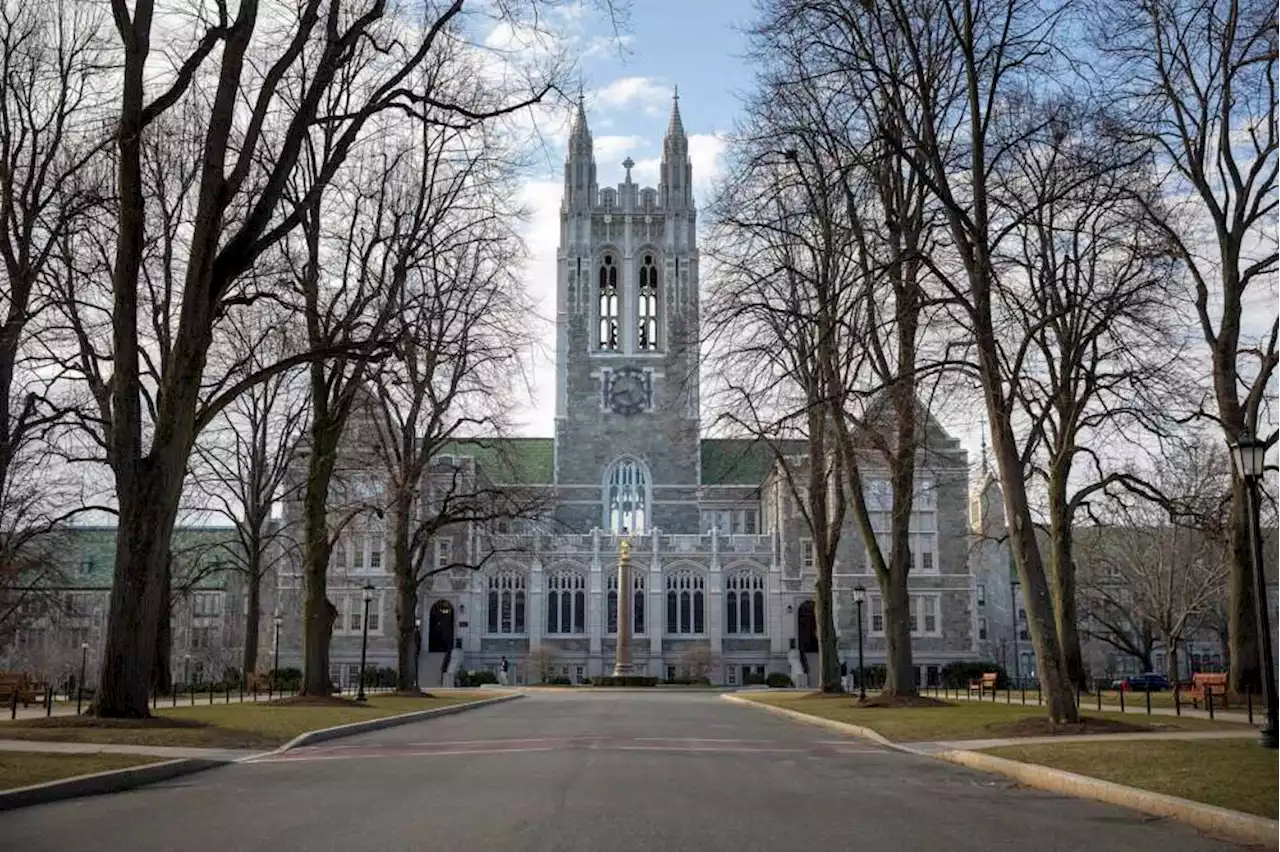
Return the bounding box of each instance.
[427,600,455,653]
[797,600,818,654]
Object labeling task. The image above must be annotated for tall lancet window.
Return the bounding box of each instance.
[638,253,659,349]
[605,457,648,534]
[598,254,619,350]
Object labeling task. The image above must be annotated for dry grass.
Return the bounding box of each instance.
[742,692,1249,743]
[0,751,165,791]
[0,693,497,749]
[984,739,1279,819]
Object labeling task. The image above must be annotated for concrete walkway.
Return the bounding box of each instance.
[0,738,261,762]
[903,728,1262,755]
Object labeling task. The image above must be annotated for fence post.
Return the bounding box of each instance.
[1247,686,1254,725]
[1119,685,1125,712]
[1145,682,1151,714]
[1174,682,1181,716]
[1206,685,1215,720]
[1036,682,1042,706]
[45,685,52,717]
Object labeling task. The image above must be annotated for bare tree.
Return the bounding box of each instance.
[366,117,543,691]
[1093,0,1278,693]
[49,0,591,717]
[1079,441,1234,682]
[524,645,558,684]
[0,2,109,636]
[705,146,851,693]
[192,310,309,678]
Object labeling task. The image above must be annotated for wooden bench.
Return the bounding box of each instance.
[0,672,42,708]
[968,671,998,698]
[1184,672,1229,710]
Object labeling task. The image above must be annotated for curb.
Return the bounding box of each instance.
[935,749,1279,850]
[719,694,898,749]
[0,758,225,812]
[269,692,522,754]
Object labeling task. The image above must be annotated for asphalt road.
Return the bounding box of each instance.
[0,691,1247,852]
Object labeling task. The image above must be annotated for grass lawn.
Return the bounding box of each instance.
[741,692,1249,743]
[0,751,166,791]
[0,692,498,749]
[983,739,1279,819]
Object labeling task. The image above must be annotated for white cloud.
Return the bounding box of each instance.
[593,76,672,116]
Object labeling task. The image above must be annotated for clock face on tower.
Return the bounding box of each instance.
[608,367,649,415]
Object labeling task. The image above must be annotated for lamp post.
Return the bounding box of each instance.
[356,584,374,702]
[1009,562,1021,690]
[183,653,190,697]
[76,642,88,714]
[272,611,283,699]
[1229,430,1278,749]
[414,616,423,693]
[852,584,867,700]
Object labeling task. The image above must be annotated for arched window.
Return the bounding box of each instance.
[606,572,646,634]
[638,253,659,349]
[605,457,648,534]
[486,569,526,634]
[598,254,619,350]
[546,570,586,635]
[725,572,766,635]
[665,570,705,635]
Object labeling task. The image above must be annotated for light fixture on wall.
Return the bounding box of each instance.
[785,604,793,614]
[459,604,465,614]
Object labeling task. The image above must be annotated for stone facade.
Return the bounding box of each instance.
[263,94,983,689]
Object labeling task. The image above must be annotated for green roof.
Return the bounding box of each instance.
[440,437,554,484]
[700,439,806,486]
[57,527,241,589]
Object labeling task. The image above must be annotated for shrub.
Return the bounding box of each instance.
[361,666,398,688]
[661,677,711,686]
[546,676,573,686]
[455,669,499,687]
[743,670,768,686]
[941,661,1010,690]
[765,672,793,688]
[590,675,657,687]
[268,667,302,691]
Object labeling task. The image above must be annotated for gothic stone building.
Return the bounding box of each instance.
[269,95,982,688]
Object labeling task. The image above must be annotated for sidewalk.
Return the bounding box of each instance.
[937,689,1256,726]
[902,728,1260,755]
[0,738,260,762]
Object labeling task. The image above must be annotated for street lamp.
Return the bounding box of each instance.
[271,611,283,700]
[183,653,191,694]
[852,584,867,700]
[76,642,88,714]
[356,584,374,702]
[414,616,423,693]
[1009,562,1021,691]
[1229,429,1278,749]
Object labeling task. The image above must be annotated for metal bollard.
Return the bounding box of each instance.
[46,685,53,717]
[1096,684,1102,712]
[225,683,231,704]
[172,687,177,707]
[1037,683,1042,706]
[1145,682,1151,714]
[209,684,214,705]
[1247,687,1254,724]
[1206,685,1215,720]
[1174,683,1181,716]
[1006,685,1011,704]
[1119,686,1125,712]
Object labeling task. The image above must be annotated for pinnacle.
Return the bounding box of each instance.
[666,85,685,140]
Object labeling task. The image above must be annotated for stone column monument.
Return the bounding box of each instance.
[613,537,633,676]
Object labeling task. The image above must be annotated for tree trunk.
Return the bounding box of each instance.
[392,495,418,691]
[242,545,261,677]
[881,559,915,696]
[988,416,1080,723]
[1226,488,1260,693]
[814,567,841,692]
[300,426,339,695]
[1046,476,1086,689]
[91,469,178,717]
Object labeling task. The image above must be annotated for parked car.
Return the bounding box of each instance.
[1110,673,1170,692]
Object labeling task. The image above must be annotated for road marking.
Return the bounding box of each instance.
[610,746,804,753]
[404,738,569,747]
[632,737,766,743]
[250,746,558,763]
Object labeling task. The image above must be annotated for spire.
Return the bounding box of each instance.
[980,418,990,476]
[570,86,591,149]
[666,85,685,140]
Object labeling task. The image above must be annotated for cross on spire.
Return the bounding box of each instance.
[622,156,634,182]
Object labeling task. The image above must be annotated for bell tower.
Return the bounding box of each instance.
[552,90,701,532]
